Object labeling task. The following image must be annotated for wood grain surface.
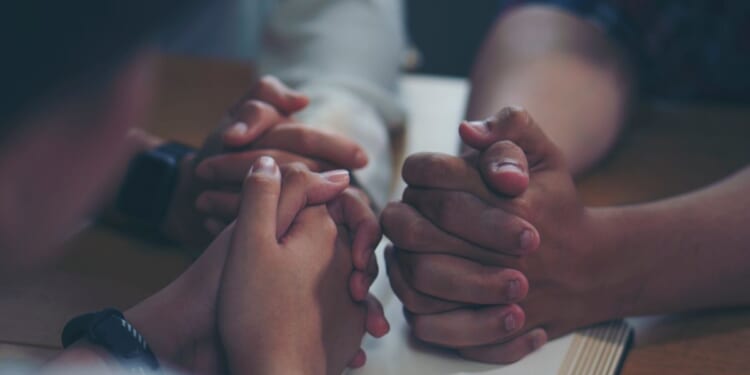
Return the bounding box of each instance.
[2,55,749,374]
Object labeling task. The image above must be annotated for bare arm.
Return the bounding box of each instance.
[595,166,750,317]
[467,5,634,174]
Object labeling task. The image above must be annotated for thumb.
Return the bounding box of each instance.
[478,140,530,197]
[230,156,282,249]
[459,106,563,168]
[275,167,350,239]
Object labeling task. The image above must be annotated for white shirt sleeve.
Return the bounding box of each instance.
[259,0,408,207]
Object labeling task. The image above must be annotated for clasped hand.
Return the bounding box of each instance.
[126,77,388,374]
[383,107,613,364]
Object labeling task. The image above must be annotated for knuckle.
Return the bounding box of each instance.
[403,153,438,181]
[242,99,264,113]
[425,153,450,172]
[509,196,533,220]
[497,106,530,125]
[258,75,276,87]
[488,106,531,137]
[286,161,310,173]
[379,204,397,232]
[266,150,291,164]
[409,315,430,341]
[397,287,421,313]
[234,100,264,121]
[346,187,371,206]
[295,128,316,151]
[282,162,311,182]
[499,214,526,236]
[243,173,278,193]
[490,140,522,156]
[402,153,424,171]
[473,270,499,299]
[380,204,409,244]
[403,218,432,251]
[475,270,504,299]
[483,209,525,242]
[408,258,433,294]
[435,193,463,229]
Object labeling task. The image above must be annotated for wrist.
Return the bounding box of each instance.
[226,352,318,375]
[585,206,654,319]
[125,296,185,365]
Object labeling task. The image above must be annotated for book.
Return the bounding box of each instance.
[346,241,632,375]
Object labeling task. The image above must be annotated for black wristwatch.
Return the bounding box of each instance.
[116,142,195,230]
[61,308,160,372]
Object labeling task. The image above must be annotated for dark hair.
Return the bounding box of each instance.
[1,0,207,129]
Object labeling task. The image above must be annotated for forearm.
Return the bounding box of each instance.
[467,6,633,174]
[593,166,750,317]
[259,0,407,129]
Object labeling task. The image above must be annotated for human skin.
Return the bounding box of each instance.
[382,107,750,363]
[114,75,371,250]
[44,160,389,374]
[1,48,387,372]
[466,5,633,174]
[218,157,370,374]
[99,76,384,325]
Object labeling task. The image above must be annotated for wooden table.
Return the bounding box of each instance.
[1,55,750,374]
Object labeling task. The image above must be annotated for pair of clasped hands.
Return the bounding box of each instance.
[132,78,603,374]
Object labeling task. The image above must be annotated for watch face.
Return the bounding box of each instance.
[118,153,177,223]
[94,315,148,359]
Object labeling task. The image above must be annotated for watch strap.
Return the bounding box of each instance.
[116,141,195,229]
[62,308,160,372]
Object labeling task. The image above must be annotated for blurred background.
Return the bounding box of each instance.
[163,0,500,78]
[406,0,499,77]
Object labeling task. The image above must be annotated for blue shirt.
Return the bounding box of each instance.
[501,0,750,104]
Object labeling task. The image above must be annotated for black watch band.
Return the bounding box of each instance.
[116,141,195,230]
[62,308,160,372]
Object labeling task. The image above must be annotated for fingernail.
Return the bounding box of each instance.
[225,121,248,137]
[195,162,214,180]
[531,329,547,350]
[520,229,535,251]
[251,156,277,176]
[464,120,489,134]
[507,279,521,301]
[322,169,350,184]
[504,313,517,332]
[354,150,369,165]
[492,160,524,175]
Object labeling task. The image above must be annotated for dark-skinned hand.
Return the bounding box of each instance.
[382,107,616,364]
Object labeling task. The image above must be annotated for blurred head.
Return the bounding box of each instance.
[0,1,205,272]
